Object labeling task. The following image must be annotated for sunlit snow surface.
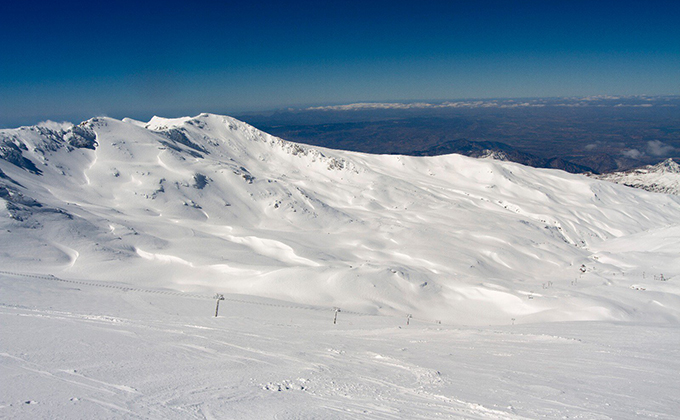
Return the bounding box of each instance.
[1,113,680,418]
[2,274,679,419]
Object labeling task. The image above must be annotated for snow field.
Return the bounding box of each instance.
[2,272,679,419]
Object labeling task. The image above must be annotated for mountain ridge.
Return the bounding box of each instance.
[1,113,679,324]
[590,158,680,195]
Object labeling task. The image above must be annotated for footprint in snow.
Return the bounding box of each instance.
[262,380,307,392]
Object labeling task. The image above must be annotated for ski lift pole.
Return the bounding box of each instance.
[333,307,341,325]
[214,294,225,317]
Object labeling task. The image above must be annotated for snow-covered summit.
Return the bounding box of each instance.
[1,114,680,325]
[656,158,680,173]
[145,115,195,130]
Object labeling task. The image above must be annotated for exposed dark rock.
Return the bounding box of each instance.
[0,136,42,175]
[67,125,97,149]
[159,128,208,157]
[193,173,208,189]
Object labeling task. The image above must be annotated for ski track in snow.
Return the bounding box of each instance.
[2,272,679,419]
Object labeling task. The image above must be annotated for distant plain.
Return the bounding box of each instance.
[240,96,680,173]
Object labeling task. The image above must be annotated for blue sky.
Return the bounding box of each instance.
[1,0,679,127]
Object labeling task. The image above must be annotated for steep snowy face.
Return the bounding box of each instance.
[1,113,680,324]
[591,158,680,195]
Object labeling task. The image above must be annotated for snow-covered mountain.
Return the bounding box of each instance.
[2,113,680,325]
[590,158,680,195]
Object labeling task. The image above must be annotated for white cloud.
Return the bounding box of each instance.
[646,140,675,156]
[622,149,643,159]
[37,120,73,131]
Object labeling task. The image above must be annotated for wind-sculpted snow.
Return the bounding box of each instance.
[1,113,680,325]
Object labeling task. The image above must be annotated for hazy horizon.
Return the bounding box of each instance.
[2,0,679,128]
[3,94,680,130]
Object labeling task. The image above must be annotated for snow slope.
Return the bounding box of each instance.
[590,158,680,195]
[1,113,680,326]
[2,272,679,419]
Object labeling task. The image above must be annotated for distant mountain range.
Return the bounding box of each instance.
[407,138,594,174]
[589,158,680,195]
[305,96,678,111]
[411,139,680,195]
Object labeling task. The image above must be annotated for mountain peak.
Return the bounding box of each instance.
[145,115,194,130]
[655,158,680,173]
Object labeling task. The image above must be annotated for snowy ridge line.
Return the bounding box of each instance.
[0,270,375,317]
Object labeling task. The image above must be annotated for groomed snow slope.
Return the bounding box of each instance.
[1,113,680,325]
[3,273,679,419]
